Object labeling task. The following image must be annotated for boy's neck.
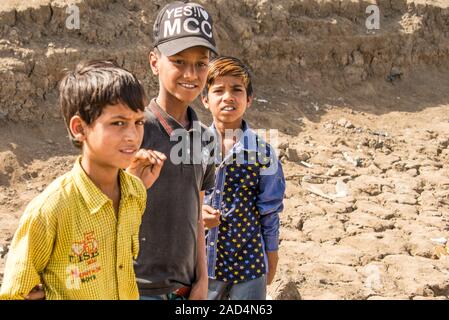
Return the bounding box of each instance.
[214,119,244,137]
[214,119,244,157]
[156,93,190,127]
[80,156,120,205]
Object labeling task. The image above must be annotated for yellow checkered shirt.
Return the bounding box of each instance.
[0,157,146,300]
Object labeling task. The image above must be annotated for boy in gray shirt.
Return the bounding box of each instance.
[134,1,217,300]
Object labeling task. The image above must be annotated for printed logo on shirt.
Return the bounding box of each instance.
[65,263,102,289]
[69,231,99,264]
[66,232,102,289]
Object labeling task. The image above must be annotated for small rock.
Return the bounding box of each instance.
[381,192,418,206]
[268,279,302,300]
[371,130,389,137]
[437,138,449,149]
[278,149,286,159]
[337,118,354,129]
[298,152,311,162]
[369,138,384,149]
[278,142,289,150]
[323,122,334,130]
[286,148,300,162]
[8,142,18,150]
[0,244,9,258]
[366,163,383,175]
[406,168,418,177]
[350,175,388,196]
[326,166,346,177]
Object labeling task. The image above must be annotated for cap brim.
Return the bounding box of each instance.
[156,37,218,56]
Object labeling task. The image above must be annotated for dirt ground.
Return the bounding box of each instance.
[1,0,449,299]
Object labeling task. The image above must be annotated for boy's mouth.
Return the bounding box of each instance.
[119,148,137,155]
[221,106,236,111]
[179,83,197,89]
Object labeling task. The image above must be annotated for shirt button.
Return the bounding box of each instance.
[118,265,124,270]
[209,242,214,246]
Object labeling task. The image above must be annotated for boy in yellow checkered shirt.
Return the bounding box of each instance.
[0,60,166,300]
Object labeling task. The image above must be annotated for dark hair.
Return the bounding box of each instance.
[202,56,253,98]
[152,46,161,57]
[59,60,146,148]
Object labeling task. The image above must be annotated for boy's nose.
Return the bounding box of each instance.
[125,125,139,142]
[223,91,234,102]
[183,64,197,79]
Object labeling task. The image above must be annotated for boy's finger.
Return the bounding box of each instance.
[202,204,213,211]
[147,150,162,164]
[145,149,166,163]
[203,205,219,214]
[132,149,147,162]
[144,150,158,165]
[202,207,215,214]
[202,212,214,219]
[153,150,167,161]
[152,160,164,176]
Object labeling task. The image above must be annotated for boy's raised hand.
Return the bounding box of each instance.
[126,149,167,189]
[202,205,221,229]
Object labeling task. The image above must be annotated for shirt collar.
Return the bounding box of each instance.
[148,98,201,136]
[209,120,260,154]
[72,157,138,214]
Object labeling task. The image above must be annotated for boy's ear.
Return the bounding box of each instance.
[247,95,254,108]
[201,95,209,109]
[69,115,87,144]
[149,51,159,75]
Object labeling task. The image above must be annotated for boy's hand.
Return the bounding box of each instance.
[126,149,167,189]
[202,205,221,229]
[266,251,279,285]
[188,277,208,300]
[25,284,45,300]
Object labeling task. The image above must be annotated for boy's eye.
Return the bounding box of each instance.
[112,121,125,126]
[174,59,184,65]
[197,62,207,68]
[136,120,145,126]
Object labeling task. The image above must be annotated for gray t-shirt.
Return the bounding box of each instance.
[134,99,215,296]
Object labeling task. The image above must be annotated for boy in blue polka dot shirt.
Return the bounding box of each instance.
[201,57,286,300]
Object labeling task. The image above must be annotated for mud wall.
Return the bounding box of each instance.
[0,0,448,121]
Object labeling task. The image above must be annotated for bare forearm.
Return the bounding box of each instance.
[188,219,208,300]
[188,192,209,300]
[266,250,279,285]
[196,219,208,281]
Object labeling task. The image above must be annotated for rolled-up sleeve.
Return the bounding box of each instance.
[257,160,285,252]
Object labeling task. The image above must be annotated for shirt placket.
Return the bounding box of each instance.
[206,163,226,278]
[112,199,125,300]
[206,141,245,278]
